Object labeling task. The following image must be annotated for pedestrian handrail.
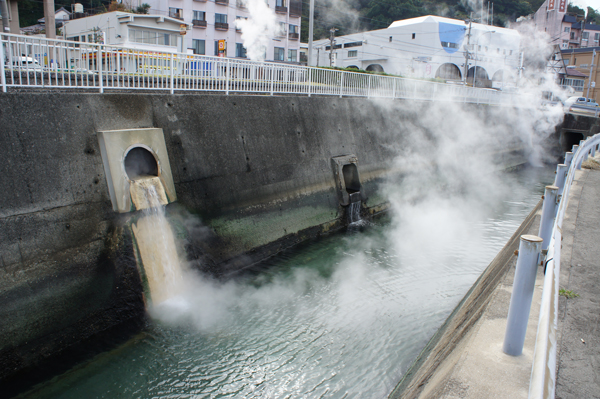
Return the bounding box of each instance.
[529,133,600,399]
[1,32,520,104]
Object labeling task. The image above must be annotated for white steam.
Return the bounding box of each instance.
[236,0,278,61]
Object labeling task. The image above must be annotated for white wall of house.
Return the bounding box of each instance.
[63,12,190,54]
[312,15,521,86]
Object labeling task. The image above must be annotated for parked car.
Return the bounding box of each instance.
[564,96,599,108]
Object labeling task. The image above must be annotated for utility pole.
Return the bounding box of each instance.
[1,0,10,33]
[43,0,56,39]
[463,15,472,84]
[308,0,314,66]
[329,27,338,67]
[587,49,596,98]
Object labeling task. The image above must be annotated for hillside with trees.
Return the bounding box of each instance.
[300,0,599,41]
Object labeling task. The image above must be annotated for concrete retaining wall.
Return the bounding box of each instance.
[0,92,530,394]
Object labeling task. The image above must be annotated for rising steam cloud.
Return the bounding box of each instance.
[236,0,278,61]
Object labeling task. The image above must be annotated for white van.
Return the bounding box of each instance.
[12,56,44,71]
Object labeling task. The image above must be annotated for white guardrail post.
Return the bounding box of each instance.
[554,164,568,197]
[270,63,274,96]
[97,46,103,94]
[0,35,6,93]
[170,53,175,95]
[307,68,312,97]
[529,134,600,399]
[538,185,559,252]
[503,235,543,356]
[225,57,230,95]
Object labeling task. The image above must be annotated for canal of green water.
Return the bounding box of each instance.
[19,166,555,399]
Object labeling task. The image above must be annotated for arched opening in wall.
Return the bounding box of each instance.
[561,132,584,153]
[435,63,461,80]
[347,65,359,70]
[366,64,384,73]
[124,146,159,180]
[342,164,361,194]
[467,66,491,87]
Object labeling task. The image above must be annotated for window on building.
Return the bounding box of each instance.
[288,49,297,62]
[571,31,575,39]
[274,47,285,61]
[348,50,357,57]
[509,50,513,55]
[276,0,285,6]
[193,11,205,21]
[565,27,570,32]
[278,21,286,36]
[564,59,570,65]
[215,13,227,24]
[192,39,205,54]
[289,24,298,34]
[169,7,182,19]
[441,41,459,49]
[389,36,392,42]
[236,43,247,58]
[595,33,600,41]
[129,29,178,47]
[583,31,589,40]
[412,33,415,39]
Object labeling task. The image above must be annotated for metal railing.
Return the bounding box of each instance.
[529,133,600,399]
[1,32,519,105]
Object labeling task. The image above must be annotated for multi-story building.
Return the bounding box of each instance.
[523,0,600,49]
[129,0,302,61]
[561,46,600,102]
[311,15,521,89]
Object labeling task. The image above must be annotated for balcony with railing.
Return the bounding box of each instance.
[289,1,302,17]
[288,32,299,40]
[192,19,207,27]
[215,0,229,5]
[275,5,287,13]
[236,0,247,8]
[215,22,229,30]
[169,10,184,20]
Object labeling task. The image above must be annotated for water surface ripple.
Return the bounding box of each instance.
[20,167,554,399]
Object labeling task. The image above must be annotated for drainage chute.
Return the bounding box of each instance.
[97,128,177,213]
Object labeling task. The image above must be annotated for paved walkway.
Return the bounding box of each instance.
[398,167,600,398]
[555,167,600,398]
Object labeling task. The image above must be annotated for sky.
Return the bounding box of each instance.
[571,0,600,12]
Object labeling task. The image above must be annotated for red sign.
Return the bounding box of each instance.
[548,0,555,11]
[559,0,566,12]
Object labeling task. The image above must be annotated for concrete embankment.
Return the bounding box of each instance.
[392,166,600,398]
[0,92,540,394]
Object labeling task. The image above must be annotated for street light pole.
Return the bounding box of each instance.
[463,15,472,85]
[329,27,338,67]
[308,0,314,66]
[587,49,596,98]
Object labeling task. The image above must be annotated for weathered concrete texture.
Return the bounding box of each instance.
[556,168,600,399]
[0,92,534,393]
[390,200,543,399]
[392,167,600,399]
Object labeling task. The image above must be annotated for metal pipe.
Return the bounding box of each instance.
[538,185,559,252]
[554,164,568,197]
[564,151,574,167]
[503,235,543,356]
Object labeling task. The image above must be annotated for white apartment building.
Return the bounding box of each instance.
[129,0,302,62]
[63,11,191,53]
[312,15,521,88]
